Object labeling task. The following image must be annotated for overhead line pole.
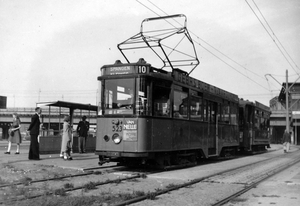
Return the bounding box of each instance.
[284,69,300,133]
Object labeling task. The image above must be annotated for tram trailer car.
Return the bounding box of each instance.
[239,99,271,153]
[95,59,250,168]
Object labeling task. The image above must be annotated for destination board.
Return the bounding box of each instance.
[102,65,149,75]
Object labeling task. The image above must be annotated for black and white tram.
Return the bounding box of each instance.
[95,14,270,168]
[239,99,271,153]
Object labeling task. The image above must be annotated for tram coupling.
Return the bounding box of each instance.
[98,156,110,166]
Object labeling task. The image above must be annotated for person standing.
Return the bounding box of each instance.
[282,130,291,153]
[27,107,42,160]
[61,115,73,160]
[76,115,89,153]
[4,113,22,154]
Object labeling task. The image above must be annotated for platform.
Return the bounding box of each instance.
[0,140,103,170]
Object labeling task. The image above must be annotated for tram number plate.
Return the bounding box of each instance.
[137,66,148,74]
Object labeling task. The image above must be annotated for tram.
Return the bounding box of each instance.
[94,14,270,168]
[95,59,241,167]
[239,99,270,153]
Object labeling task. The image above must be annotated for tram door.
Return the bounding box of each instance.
[208,101,218,156]
[246,105,254,148]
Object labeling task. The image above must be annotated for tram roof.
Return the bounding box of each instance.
[36,101,98,111]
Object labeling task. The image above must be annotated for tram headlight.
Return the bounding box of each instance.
[112,133,122,144]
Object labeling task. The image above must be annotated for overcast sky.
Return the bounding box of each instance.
[1,0,299,108]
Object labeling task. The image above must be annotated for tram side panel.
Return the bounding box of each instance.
[252,127,269,149]
[142,118,173,151]
[136,118,152,151]
[189,122,207,155]
[172,120,190,150]
[218,124,239,155]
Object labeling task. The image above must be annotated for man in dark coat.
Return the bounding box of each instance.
[282,130,291,153]
[76,116,89,153]
[27,107,42,160]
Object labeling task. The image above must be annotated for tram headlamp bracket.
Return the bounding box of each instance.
[112,133,122,144]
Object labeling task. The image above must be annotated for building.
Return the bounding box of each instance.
[269,82,300,145]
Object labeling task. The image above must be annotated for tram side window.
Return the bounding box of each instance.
[247,106,254,126]
[153,86,171,117]
[218,103,223,122]
[190,95,203,121]
[223,103,230,124]
[254,109,260,129]
[260,116,266,129]
[173,89,188,119]
[136,77,150,115]
[238,107,244,126]
[208,101,217,123]
[203,100,208,121]
[230,104,238,125]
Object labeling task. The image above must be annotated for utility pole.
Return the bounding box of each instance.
[38,89,41,102]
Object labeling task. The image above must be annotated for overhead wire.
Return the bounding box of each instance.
[144,0,270,85]
[146,0,260,78]
[246,0,299,76]
[252,0,299,72]
[246,0,300,101]
[137,0,270,91]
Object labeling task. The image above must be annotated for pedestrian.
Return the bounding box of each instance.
[76,115,89,153]
[61,115,73,160]
[27,107,42,160]
[282,129,291,153]
[4,113,22,154]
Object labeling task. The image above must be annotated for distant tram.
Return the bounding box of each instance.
[239,99,270,153]
[95,14,270,168]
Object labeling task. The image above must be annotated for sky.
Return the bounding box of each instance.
[0,0,299,108]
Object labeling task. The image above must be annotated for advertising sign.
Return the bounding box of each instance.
[123,119,137,141]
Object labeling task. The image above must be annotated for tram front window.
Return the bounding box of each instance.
[104,79,134,114]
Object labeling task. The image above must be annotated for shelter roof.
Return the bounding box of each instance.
[36,101,97,111]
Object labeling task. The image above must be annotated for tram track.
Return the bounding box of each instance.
[1,148,296,206]
[3,173,145,204]
[212,155,300,206]
[111,150,300,206]
[0,161,160,205]
[0,164,122,189]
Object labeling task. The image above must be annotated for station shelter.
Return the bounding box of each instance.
[36,101,98,154]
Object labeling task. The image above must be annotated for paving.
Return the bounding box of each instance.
[1,141,299,205]
[0,140,106,170]
[148,144,287,181]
